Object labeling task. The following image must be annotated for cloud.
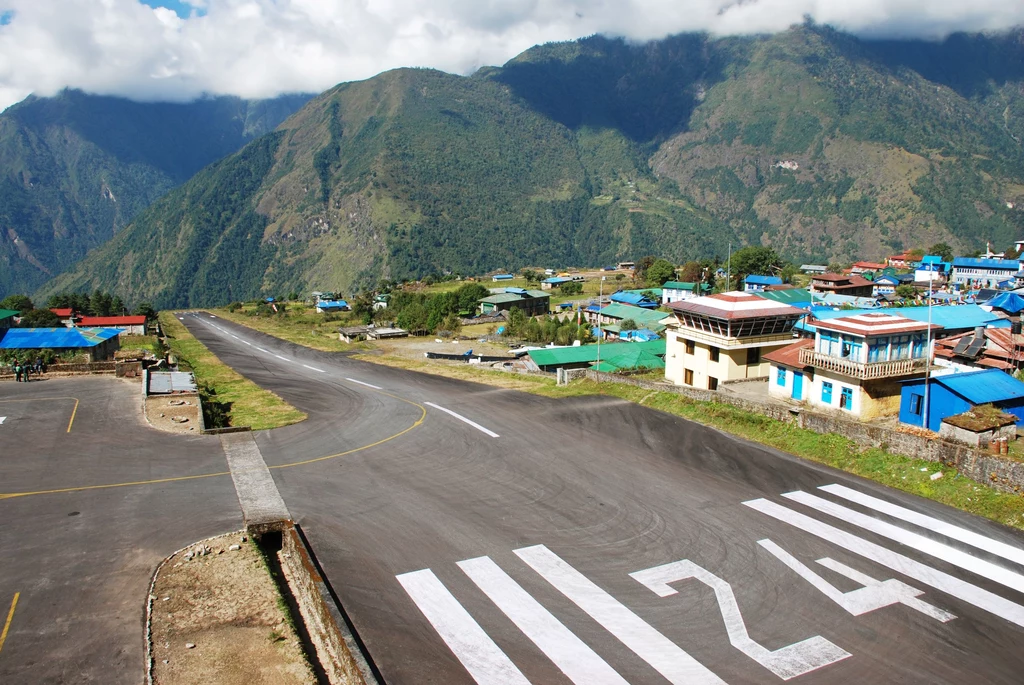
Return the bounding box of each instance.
[0,0,1022,110]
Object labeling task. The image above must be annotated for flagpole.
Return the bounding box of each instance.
[596,276,605,379]
[924,270,933,430]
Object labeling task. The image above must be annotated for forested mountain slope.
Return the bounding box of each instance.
[41,25,1024,308]
[0,89,311,295]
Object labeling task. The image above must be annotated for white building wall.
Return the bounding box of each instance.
[805,368,864,416]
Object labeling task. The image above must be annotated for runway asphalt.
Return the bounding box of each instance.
[176,311,1024,685]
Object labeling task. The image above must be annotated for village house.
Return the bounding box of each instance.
[770,312,940,419]
[951,257,1022,289]
[899,368,1024,433]
[851,261,887,275]
[808,273,874,298]
[0,327,121,362]
[584,303,667,339]
[800,264,828,275]
[663,292,805,390]
[0,308,16,334]
[743,275,783,292]
[887,252,916,269]
[661,281,702,305]
[914,255,950,284]
[478,288,550,317]
[76,315,148,335]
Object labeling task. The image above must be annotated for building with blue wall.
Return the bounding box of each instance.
[899,369,1024,432]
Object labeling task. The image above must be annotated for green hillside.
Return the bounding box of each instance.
[41,25,1024,308]
[0,89,311,295]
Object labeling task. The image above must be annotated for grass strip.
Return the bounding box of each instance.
[159,312,306,430]
[213,305,366,353]
[356,353,1024,531]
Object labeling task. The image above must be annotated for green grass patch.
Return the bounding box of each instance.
[119,334,162,356]
[159,312,306,430]
[357,354,1024,531]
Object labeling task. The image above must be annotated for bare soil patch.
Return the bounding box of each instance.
[150,532,316,685]
[145,395,203,434]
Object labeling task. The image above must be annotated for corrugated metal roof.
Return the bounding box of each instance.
[796,305,1009,334]
[662,281,697,291]
[78,315,147,325]
[744,275,783,285]
[609,292,658,307]
[148,371,198,394]
[935,369,1024,404]
[529,339,666,367]
[755,288,812,306]
[592,347,665,372]
[0,327,120,349]
[953,257,1020,269]
[0,308,18,321]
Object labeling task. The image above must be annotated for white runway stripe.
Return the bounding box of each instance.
[396,569,531,685]
[516,545,725,685]
[459,556,629,685]
[744,498,1024,628]
[256,347,268,353]
[346,378,382,390]
[819,484,1024,567]
[302,364,325,373]
[783,490,1024,592]
[274,355,289,361]
[425,402,499,438]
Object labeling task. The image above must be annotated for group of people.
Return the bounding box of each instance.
[10,357,44,382]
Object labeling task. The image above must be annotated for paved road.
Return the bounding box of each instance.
[0,376,240,684]
[179,312,1024,685]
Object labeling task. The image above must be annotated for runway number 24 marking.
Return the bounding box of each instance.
[398,540,954,684]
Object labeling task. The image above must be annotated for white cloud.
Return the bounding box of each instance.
[0,0,1021,110]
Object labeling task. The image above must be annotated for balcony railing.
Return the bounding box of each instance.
[798,347,928,380]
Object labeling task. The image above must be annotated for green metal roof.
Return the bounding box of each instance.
[597,303,668,328]
[0,309,18,321]
[662,281,697,291]
[754,288,812,306]
[480,293,526,304]
[529,339,666,368]
[592,347,666,372]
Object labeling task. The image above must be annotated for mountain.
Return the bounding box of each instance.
[41,25,1024,308]
[0,89,312,296]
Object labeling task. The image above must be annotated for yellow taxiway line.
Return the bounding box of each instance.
[0,397,79,433]
[0,592,19,656]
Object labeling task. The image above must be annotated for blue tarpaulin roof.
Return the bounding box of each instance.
[0,327,120,349]
[617,328,660,342]
[988,292,1024,314]
[318,300,348,309]
[931,369,1024,405]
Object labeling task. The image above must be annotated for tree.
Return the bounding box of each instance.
[928,242,954,262]
[396,302,429,333]
[456,283,490,312]
[46,293,71,309]
[907,247,925,260]
[110,296,126,315]
[19,309,60,327]
[506,306,527,336]
[895,284,917,299]
[90,289,113,316]
[615,274,625,282]
[645,259,676,286]
[133,302,157,320]
[521,269,538,284]
[560,281,583,295]
[731,246,783,278]
[620,318,638,331]
[633,256,657,283]
[0,294,33,313]
[1005,246,1021,261]
[677,261,703,283]
[780,263,799,284]
[440,313,463,337]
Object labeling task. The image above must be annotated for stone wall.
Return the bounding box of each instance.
[280,524,379,685]
[577,369,1024,495]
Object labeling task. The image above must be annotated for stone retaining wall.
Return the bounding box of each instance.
[578,369,1024,495]
[279,524,379,685]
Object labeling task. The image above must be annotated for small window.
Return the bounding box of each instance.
[777,367,787,386]
[821,381,833,404]
[684,369,694,386]
[708,376,719,391]
[746,347,761,365]
[709,346,720,363]
[909,393,923,416]
[685,339,695,355]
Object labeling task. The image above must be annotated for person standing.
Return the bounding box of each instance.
[13,360,22,382]
[34,357,43,376]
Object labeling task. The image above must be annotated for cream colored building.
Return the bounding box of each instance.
[663,292,805,390]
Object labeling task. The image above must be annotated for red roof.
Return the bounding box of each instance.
[77,316,147,326]
[763,339,814,368]
[50,308,74,317]
[668,291,806,320]
[853,261,887,270]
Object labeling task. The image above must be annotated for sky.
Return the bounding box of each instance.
[0,1,1022,111]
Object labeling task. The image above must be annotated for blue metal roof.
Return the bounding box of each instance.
[504,287,527,295]
[952,257,1020,270]
[609,292,658,308]
[744,275,783,286]
[492,274,514,279]
[542,277,571,284]
[935,369,1024,405]
[795,304,1010,334]
[318,300,348,309]
[0,327,120,349]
